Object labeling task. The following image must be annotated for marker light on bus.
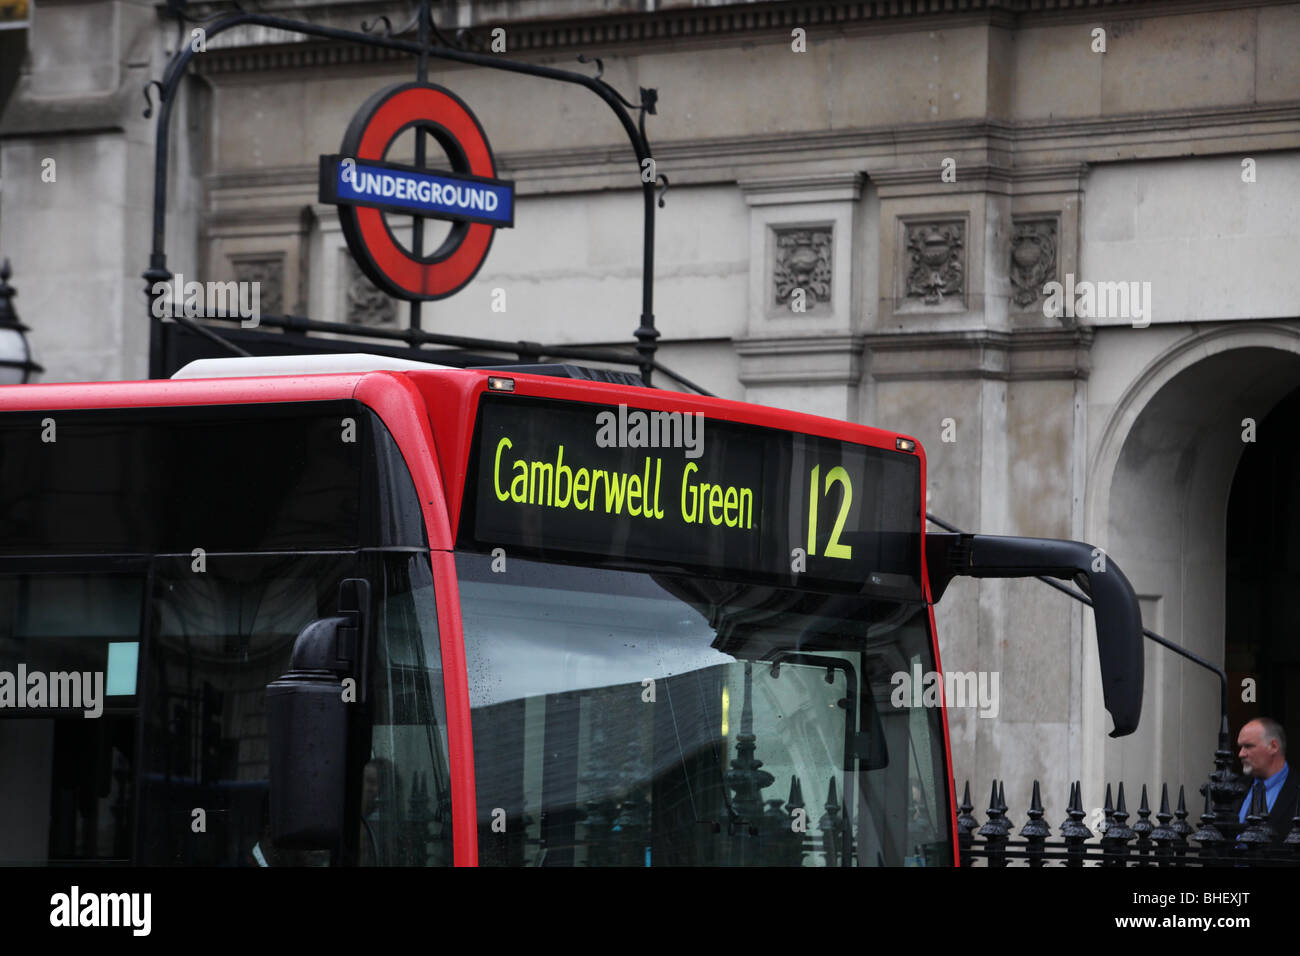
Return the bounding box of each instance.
[896,438,916,452]
[487,376,515,392]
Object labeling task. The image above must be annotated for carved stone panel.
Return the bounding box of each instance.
[772,226,832,313]
[904,221,964,307]
[1010,217,1059,311]
[344,257,396,327]
[230,254,284,316]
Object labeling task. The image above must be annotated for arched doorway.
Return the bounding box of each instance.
[1226,385,1300,751]
[1084,327,1300,794]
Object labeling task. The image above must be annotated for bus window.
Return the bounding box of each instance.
[0,399,439,865]
[458,553,951,866]
[363,552,453,866]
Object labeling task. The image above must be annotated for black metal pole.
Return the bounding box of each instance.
[144,8,659,382]
[408,1,430,339]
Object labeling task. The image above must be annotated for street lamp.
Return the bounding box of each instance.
[0,258,43,384]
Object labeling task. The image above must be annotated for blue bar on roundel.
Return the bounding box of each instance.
[335,160,513,227]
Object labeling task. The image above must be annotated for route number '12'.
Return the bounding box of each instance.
[807,465,853,559]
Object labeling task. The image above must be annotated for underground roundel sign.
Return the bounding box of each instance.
[319,82,514,301]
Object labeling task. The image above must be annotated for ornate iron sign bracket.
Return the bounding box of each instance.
[143,0,666,384]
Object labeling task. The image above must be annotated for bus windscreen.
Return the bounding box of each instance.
[462,395,923,597]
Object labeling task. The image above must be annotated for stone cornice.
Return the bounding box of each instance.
[738,171,864,205]
[736,332,864,355]
[870,162,1091,198]
[658,105,1300,172]
[185,0,1294,70]
[736,333,865,385]
[869,165,1017,188]
[734,327,1096,385]
[201,97,1298,197]
[865,326,1094,381]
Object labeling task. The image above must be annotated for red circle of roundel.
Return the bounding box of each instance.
[339,83,498,301]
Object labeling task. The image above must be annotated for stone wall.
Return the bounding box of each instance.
[2,0,1298,820]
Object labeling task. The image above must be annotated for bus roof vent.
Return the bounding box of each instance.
[472,363,647,387]
[170,354,454,379]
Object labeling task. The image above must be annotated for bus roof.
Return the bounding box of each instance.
[0,364,925,548]
[0,362,918,451]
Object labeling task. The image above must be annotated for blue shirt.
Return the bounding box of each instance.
[1239,762,1289,823]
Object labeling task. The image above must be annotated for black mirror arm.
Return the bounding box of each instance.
[926,531,1144,738]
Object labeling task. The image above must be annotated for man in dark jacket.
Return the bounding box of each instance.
[1237,716,1300,842]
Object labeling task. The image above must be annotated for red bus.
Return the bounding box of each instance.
[0,356,1142,866]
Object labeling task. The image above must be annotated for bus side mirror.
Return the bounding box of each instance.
[925,534,1143,738]
[266,579,371,849]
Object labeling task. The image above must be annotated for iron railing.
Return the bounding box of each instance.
[958,778,1300,866]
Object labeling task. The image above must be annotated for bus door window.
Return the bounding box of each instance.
[0,570,143,864]
[140,553,356,866]
[857,635,950,867]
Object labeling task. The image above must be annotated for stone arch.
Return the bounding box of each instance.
[1081,323,1300,797]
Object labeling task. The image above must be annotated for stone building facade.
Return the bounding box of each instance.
[2,0,1299,822]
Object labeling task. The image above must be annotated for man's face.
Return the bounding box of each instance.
[1238,723,1274,778]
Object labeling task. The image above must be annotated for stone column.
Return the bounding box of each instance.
[865,161,1091,819]
[0,0,188,383]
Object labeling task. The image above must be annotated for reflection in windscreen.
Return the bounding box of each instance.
[458,554,951,867]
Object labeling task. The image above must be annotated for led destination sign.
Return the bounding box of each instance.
[465,396,924,595]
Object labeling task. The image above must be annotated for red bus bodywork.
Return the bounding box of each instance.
[0,368,958,866]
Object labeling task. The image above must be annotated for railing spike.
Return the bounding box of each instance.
[956,781,979,837]
[1108,782,1135,841]
[1191,783,1224,848]
[1099,782,1135,866]
[1172,785,1193,840]
[1150,782,1178,848]
[978,779,1010,837]
[1283,783,1300,850]
[976,778,1010,864]
[1020,780,1051,846]
[1061,781,1080,831]
[788,774,805,810]
[1059,779,1092,862]
[1132,783,1155,858]
[1238,778,1274,849]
